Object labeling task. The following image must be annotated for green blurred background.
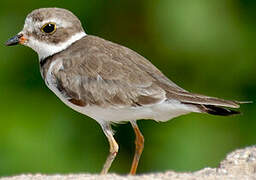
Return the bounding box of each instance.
[0,0,255,176]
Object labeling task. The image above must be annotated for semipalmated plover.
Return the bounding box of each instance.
[6,8,245,174]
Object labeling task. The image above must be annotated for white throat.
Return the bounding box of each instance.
[26,31,86,60]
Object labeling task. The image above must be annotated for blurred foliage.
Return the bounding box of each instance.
[0,0,255,176]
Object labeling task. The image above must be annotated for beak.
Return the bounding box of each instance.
[5,34,27,46]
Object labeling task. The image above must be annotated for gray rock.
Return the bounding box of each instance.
[2,146,256,180]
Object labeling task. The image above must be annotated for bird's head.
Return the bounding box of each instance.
[6,8,86,60]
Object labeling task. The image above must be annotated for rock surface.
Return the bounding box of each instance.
[1,146,256,180]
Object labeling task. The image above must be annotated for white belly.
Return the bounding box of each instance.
[73,100,199,124]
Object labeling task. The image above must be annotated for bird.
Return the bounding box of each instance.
[6,7,245,174]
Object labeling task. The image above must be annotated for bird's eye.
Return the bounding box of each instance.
[41,23,56,34]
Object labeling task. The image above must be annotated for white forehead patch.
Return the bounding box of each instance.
[24,17,34,32]
[24,31,86,60]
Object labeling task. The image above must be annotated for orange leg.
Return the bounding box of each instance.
[130,120,144,175]
[100,123,119,174]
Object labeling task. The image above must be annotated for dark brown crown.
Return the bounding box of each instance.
[25,8,85,44]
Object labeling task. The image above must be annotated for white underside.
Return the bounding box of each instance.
[76,100,198,123]
[45,59,200,125]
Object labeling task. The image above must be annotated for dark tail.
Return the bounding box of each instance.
[202,105,240,116]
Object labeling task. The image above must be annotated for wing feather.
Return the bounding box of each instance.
[50,35,239,109]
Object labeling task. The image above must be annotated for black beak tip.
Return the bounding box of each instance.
[5,35,20,46]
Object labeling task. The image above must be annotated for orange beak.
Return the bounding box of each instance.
[5,34,27,46]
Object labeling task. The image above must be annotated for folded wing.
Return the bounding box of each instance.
[53,35,241,115]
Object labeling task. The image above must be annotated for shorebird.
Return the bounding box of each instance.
[6,8,244,174]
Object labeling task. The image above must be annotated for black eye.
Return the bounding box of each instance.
[41,23,56,34]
